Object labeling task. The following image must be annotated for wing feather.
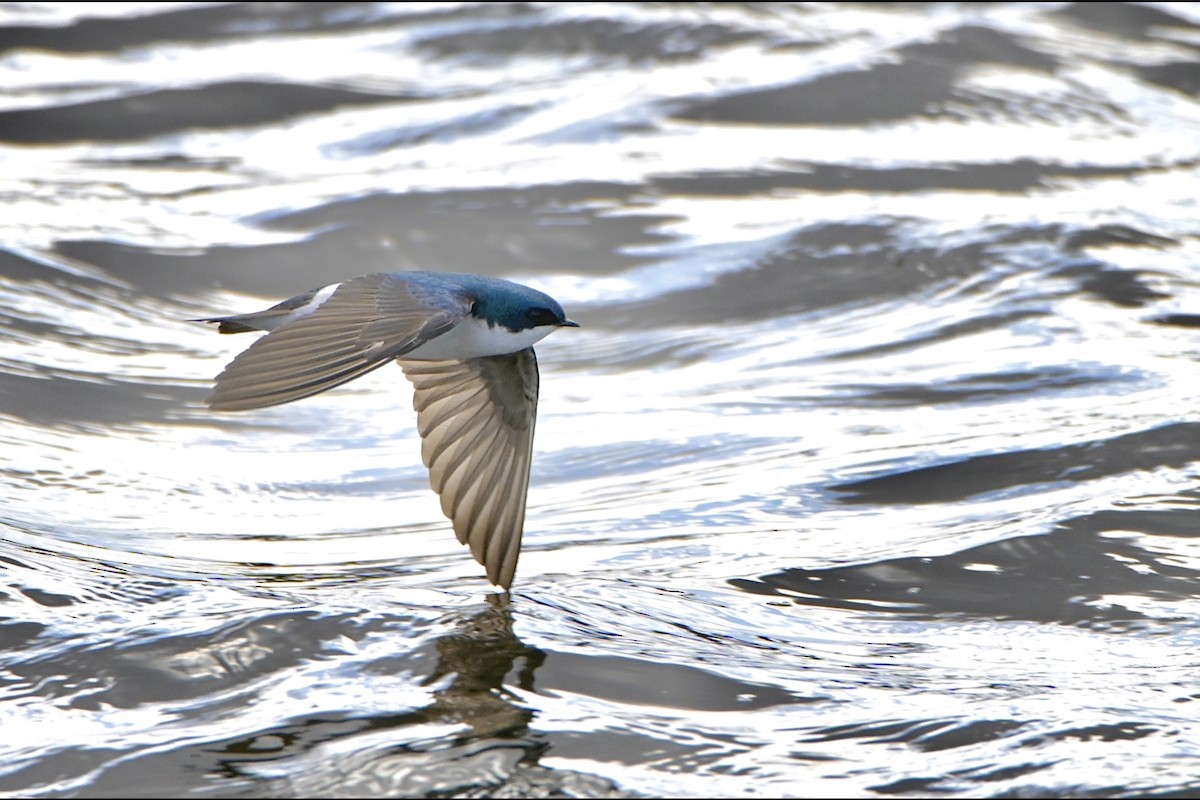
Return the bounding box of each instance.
[400,350,538,589]
[207,274,466,411]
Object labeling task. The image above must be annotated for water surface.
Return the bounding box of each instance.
[2,2,1200,797]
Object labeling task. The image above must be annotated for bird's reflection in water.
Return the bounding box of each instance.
[219,595,613,799]
[418,593,543,739]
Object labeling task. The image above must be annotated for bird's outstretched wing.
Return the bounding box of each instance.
[206,274,467,411]
[400,349,539,590]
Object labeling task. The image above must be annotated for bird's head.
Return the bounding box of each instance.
[474,283,579,333]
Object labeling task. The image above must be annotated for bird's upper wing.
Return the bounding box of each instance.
[400,349,539,590]
[206,274,467,411]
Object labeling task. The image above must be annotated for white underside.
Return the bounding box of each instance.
[406,315,554,360]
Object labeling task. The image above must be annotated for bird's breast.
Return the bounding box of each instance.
[407,316,553,360]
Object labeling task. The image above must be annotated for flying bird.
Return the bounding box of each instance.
[197,271,578,590]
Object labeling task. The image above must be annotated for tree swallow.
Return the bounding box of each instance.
[196,271,578,591]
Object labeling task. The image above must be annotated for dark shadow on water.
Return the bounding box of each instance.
[0,3,402,55]
[670,21,1060,129]
[649,158,1160,198]
[598,218,1180,330]
[1151,313,1200,329]
[0,81,421,144]
[412,12,764,66]
[829,422,1200,506]
[732,487,1200,627]
[53,183,676,301]
[1050,2,1200,40]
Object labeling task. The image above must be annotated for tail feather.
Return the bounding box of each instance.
[190,317,261,334]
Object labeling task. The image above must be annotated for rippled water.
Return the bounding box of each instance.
[2,2,1200,797]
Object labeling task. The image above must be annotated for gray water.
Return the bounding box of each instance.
[2,2,1200,797]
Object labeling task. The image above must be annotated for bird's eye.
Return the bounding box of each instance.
[527,307,557,325]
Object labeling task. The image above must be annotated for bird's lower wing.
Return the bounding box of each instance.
[400,349,539,590]
[207,275,464,411]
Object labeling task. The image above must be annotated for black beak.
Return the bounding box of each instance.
[560,319,581,328]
